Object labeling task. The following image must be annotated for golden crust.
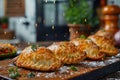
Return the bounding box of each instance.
[15,46,62,71]
[0,43,16,50]
[95,29,113,39]
[0,43,17,54]
[48,42,86,64]
[95,29,115,45]
[88,35,119,56]
[70,38,86,46]
[78,39,105,60]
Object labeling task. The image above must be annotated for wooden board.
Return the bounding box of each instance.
[0,55,120,80]
[4,0,25,17]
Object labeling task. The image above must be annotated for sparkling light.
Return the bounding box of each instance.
[69,29,71,32]
[76,31,78,34]
[64,35,66,37]
[45,0,48,3]
[52,26,54,29]
[4,31,6,35]
[27,42,31,45]
[46,34,48,36]
[53,0,56,4]
[85,18,87,22]
[63,12,65,17]
[35,23,38,27]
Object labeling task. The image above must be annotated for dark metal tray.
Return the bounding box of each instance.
[0,55,120,80]
[71,59,120,80]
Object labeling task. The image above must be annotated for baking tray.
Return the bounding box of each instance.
[71,59,120,80]
[0,54,120,80]
[0,42,120,80]
[0,75,12,80]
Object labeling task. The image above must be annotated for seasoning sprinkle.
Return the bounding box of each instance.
[70,66,78,71]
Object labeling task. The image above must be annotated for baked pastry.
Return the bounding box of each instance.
[95,29,113,39]
[78,39,105,60]
[15,46,62,71]
[48,42,86,64]
[70,38,86,46]
[95,29,115,45]
[88,35,119,56]
[0,43,17,58]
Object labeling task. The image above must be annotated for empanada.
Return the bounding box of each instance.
[95,29,115,45]
[78,39,105,60]
[15,46,62,71]
[0,43,17,58]
[48,42,86,64]
[70,38,86,46]
[88,35,119,56]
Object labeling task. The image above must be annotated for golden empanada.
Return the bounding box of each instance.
[15,46,62,71]
[70,38,86,46]
[0,43,17,58]
[95,29,115,45]
[95,29,113,39]
[78,39,105,60]
[48,42,86,64]
[88,35,119,56]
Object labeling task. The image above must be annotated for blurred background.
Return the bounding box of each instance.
[0,0,120,43]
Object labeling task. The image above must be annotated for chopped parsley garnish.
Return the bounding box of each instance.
[70,66,78,71]
[8,67,20,79]
[31,45,37,51]
[31,44,41,51]
[38,44,41,47]
[27,72,35,78]
[79,35,86,39]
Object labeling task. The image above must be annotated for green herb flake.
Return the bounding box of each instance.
[8,67,20,79]
[8,68,14,73]
[70,65,78,71]
[38,44,41,47]
[31,45,37,51]
[79,35,86,39]
[27,72,35,78]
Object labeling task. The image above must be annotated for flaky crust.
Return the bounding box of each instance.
[48,42,86,64]
[0,43,17,54]
[95,29,115,45]
[0,43,17,50]
[95,29,113,39]
[15,46,62,71]
[77,39,105,60]
[70,38,86,46]
[88,35,119,56]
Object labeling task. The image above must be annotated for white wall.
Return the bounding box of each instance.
[0,0,4,17]
[107,0,120,28]
[108,0,120,5]
[8,0,36,42]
